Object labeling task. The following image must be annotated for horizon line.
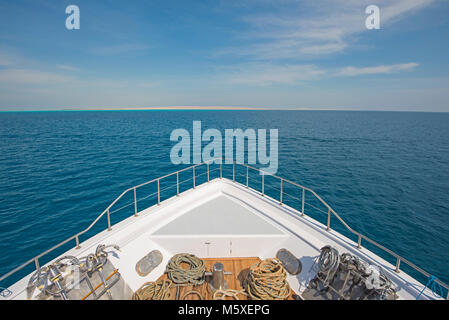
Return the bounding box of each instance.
[0,106,447,113]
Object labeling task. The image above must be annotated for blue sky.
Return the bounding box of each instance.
[0,0,448,111]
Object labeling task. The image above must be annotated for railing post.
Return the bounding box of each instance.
[220,161,222,179]
[176,172,179,196]
[193,167,196,188]
[280,179,283,205]
[357,234,362,249]
[34,258,40,271]
[75,235,81,249]
[207,163,210,182]
[262,174,264,196]
[107,209,111,231]
[157,179,160,205]
[395,258,401,273]
[326,208,331,231]
[233,161,235,182]
[246,166,249,188]
[301,188,305,216]
[133,187,138,217]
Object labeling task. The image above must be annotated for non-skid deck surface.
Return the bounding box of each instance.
[156,257,296,300]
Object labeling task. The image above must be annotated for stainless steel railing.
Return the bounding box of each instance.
[1,158,448,299]
[234,161,449,299]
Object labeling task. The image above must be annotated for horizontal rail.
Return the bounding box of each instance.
[1,158,448,299]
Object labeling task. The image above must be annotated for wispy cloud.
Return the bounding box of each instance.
[56,65,80,72]
[224,63,326,85]
[223,62,419,85]
[0,69,74,85]
[0,49,78,84]
[0,56,12,67]
[219,0,434,59]
[0,51,17,67]
[337,62,419,76]
[89,43,150,56]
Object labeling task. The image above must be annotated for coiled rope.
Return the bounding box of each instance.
[416,275,444,300]
[166,253,206,286]
[213,289,248,300]
[243,258,291,300]
[315,246,340,287]
[132,279,172,300]
[181,290,203,300]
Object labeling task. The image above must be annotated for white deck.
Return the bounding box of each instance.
[153,195,285,235]
[3,178,438,300]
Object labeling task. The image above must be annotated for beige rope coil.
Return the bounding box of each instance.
[243,258,291,300]
[132,279,172,300]
[166,253,206,286]
[213,289,248,300]
[181,290,203,300]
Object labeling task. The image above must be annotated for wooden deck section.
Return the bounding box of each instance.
[156,257,297,300]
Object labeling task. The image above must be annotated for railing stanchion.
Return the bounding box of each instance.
[357,234,362,249]
[157,179,160,205]
[280,179,283,205]
[133,187,138,217]
[301,188,305,216]
[233,161,235,182]
[327,208,331,231]
[107,209,111,231]
[220,160,222,179]
[75,235,81,249]
[193,167,196,188]
[246,166,249,188]
[207,163,210,182]
[176,172,179,196]
[395,258,401,273]
[262,174,265,196]
[34,258,39,271]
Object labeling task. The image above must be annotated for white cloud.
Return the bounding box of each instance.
[337,63,419,76]
[138,82,156,88]
[220,0,434,59]
[89,43,150,56]
[56,65,80,72]
[223,62,419,85]
[0,69,74,85]
[0,51,16,67]
[224,63,326,85]
[0,56,12,66]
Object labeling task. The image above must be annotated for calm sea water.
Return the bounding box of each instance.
[0,111,448,290]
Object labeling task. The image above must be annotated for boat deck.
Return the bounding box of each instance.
[2,177,443,300]
[156,257,297,300]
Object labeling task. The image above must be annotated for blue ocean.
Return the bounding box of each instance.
[0,111,448,290]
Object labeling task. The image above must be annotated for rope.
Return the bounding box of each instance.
[213,289,248,300]
[132,279,173,300]
[416,275,444,300]
[182,290,203,300]
[166,253,206,286]
[243,258,291,300]
[314,246,340,287]
[81,269,119,300]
